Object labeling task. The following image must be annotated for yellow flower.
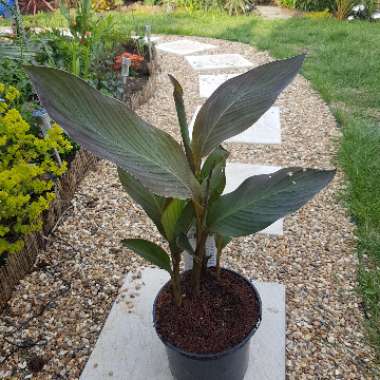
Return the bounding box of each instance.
[0,101,8,113]
[0,96,73,259]
[5,86,20,103]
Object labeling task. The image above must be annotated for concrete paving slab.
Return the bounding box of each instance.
[80,267,285,380]
[190,105,281,145]
[255,5,296,20]
[186,54,253,70]
[199,73,239,97]
[156,39,216,55]
[0,27,13,36]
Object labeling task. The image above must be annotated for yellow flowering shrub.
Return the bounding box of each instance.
[304,10,332,19]
[0,84,72,261]
[92,0,122,11]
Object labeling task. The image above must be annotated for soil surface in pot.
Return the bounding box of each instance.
[155,268,260,354]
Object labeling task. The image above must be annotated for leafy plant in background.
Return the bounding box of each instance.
[60,0,93,39]
[295,0,335,11]
[0,59,35,104]
[18,0,58,15]
[92,0,121,12]
[224,0,251,15]
[279,0,295,8]
[26,55,335,305]
[0,83,72,264]
[335,0,354,20]
[59,0,118,78]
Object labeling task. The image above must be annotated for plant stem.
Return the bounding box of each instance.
[171,252,182,306]
[191,230,207,296]
[216,247,222,280]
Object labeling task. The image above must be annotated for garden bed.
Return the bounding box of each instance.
[0,48,158,309]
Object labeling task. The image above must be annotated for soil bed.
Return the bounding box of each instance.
[154,268,261,354]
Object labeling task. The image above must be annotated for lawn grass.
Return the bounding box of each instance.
[2,7,380,356]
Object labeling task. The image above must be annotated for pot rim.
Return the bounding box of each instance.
[153,267,262,360]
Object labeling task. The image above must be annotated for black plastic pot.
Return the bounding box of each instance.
[153,268,262,380]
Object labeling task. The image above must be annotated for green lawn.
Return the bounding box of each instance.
[2,8,380,356]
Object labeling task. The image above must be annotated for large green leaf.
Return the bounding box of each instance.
[207,168,335,237]
[117,167,167,236]
[25,66,201,199]
[121,239,172,273]
[192,55,305,159]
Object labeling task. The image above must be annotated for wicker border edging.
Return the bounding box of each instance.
[0,53,158,309]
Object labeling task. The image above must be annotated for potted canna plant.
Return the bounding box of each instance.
[25,55,335,380]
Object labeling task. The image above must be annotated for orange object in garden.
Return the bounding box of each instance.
[114,52,144,71]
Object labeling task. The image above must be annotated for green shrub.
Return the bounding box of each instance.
[0,83,72,262]
[0,59,35,106]
[92,0,122,11]
[279,0,296,8]
[336,0,354,19]
[295,0,335,11]
[224,0,251,15]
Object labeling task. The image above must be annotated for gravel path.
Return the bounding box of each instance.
[0,36,377,379]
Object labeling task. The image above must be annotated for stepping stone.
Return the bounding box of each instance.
[225,163,284,236]
[199,73,239,98]
[256,5,295,20]
[156,39,216,55]
[80,267,285,380]
[0,26,13,35]
[189,105,282,145]
[186,54,252,70]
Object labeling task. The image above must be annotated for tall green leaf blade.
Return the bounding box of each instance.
[117,167,167,236]
[25,66,201,199]
[192,55,305,158]
[207,168,335,237]
[173,201,195,237]
[121,239,172,273]
[176,233,195,256]
[168,74,194,172]
[201,146,229,180]
[161,199,186,242]
[201,146,228,203]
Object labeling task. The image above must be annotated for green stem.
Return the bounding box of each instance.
[172,253,182,306]
[216,247,222,280]
[191,229,207,296]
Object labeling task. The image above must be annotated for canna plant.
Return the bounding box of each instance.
[25,55,335,306]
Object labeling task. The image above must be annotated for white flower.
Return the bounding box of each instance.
[352,4,365,12]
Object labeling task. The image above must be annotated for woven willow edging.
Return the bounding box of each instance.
[0,53,158,308]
